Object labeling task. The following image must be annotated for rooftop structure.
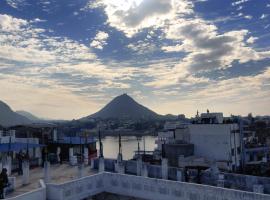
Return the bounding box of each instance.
[3,158,270,200]
[156,111,241,171]
[195,110,223,124]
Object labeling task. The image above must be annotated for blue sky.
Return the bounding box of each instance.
[0,0,269,119]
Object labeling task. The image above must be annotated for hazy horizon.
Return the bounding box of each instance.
[1,94,268,120]
[0,0,270,120]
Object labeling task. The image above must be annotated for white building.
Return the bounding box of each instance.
[189,123,241,170]
[157,112,242,171]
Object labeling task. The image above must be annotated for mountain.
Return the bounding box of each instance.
[0,100,32,127]
[16,110,41,121]
[83,94,160,120]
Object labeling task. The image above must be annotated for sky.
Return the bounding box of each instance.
[0,0,270,120]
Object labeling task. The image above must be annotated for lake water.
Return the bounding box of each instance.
[97,136,157,160]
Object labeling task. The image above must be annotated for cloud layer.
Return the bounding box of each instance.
[0,0,270,118]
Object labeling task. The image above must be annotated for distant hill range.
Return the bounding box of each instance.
[0,101,32,127]
[16,110,41,121]
[82,94,161,120]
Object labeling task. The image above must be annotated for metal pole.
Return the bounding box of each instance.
[80,135,82,164]
[143,137,145,155]
[98,126,103,158]
[137,137,140,156]
[8,135,11,156]
[118,133,122,155]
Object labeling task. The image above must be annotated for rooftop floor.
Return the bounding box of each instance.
[6,163,97,198]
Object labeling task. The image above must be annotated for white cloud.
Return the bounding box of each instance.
[87,0,193,37]
[89,0,270,75]
[152,67,270,116]
[236,6,243,11]
[246,36,258,44]
[164,18,270,72]
[0,14,96,64]
[5,0,27,9]
[0,14,138,108]
[1,2,270,118]
[244,15,252,19]
[127,40,157,54]
[232,0,249,6]
[260,14,268,19]
[90,31,109,49]
[0,14,27,31]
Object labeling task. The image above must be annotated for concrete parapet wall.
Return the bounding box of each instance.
[44,172,270,200]
[223,172,270,193]
[6,179,46,200]
[46,173,104,200]
[104,173,270,200]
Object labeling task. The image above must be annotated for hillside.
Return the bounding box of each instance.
[82,94,160,120]
[0,101,31,127]
[16,110,41,121]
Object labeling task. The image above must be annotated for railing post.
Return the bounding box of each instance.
[161,158,168,179]
[253,184,264,194]
[136,156,142,176]
[5,156,12,176]
[77,163,85,178]
[22,160,30,185]
[177,169,182,181]
[99,157,105,173]
[44,161,51,183]
[90,158,95,169]
[84,148,89,165]
[69,148,78,165]
[142,163,148,177]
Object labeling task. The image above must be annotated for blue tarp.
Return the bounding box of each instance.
[51,137,97,145]
[0,143,45,152]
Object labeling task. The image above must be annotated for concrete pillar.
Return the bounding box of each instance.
[117,153,123,163]
[69,148,73,157]
[136,157,142,176]
[90,159,95,169]
[115,153,124,174]
[4,156,12,176]
[77,163,85,178]
[84,148,89,165]
[22,161,29,185]
[57,147,61,163]
[98,157,105,173]
[161,158,168,179]
[142,163,148,177]
[35,148,42,166]
[69,148,77,165]
[114,161,119,172]
[115,160,125,174]
[118,162,125,174]
[8,177,16,191]
[44,161,51,183]
[176,170,182,181]
[210,162,219,180]
[217,174,225,187]
[253,184,264,194]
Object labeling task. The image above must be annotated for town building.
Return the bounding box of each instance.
[155,111,241,171]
